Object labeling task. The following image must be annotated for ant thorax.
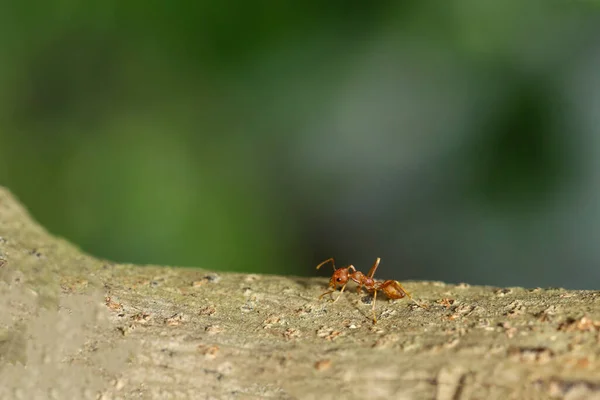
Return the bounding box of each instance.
[350,270,374,287]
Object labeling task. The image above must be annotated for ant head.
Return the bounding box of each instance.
[330,266,354,286]
[330,269,348,286]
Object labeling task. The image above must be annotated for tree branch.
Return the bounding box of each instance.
[0,186,599,399]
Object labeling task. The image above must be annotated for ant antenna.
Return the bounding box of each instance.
[315,257,336,271]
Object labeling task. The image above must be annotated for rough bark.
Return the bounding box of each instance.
[0,186,599,400]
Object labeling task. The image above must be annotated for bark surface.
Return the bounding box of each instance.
[0,186,599,400]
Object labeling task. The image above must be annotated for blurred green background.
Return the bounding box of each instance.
[1,1,600,289]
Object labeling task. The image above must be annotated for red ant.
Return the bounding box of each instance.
[316,257,426,323]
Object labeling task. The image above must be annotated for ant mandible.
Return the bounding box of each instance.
[316,257,426,324]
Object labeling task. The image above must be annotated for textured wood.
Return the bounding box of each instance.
[0,186,599,400]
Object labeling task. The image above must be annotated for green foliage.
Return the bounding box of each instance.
[0,1,598,279]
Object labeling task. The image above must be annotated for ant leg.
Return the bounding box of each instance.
[316,257,336,271]
[372,290,378,324]
[366,257,381,279]
[319,289,336,300]
[356,284,363,294]
[332,283,347,303]
[318,278,338,300]
[393,281,428,309]
[319,284,347,302]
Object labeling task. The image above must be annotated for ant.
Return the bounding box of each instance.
[316,257,427,323]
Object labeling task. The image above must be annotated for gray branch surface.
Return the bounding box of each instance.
[0,186,599,400]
